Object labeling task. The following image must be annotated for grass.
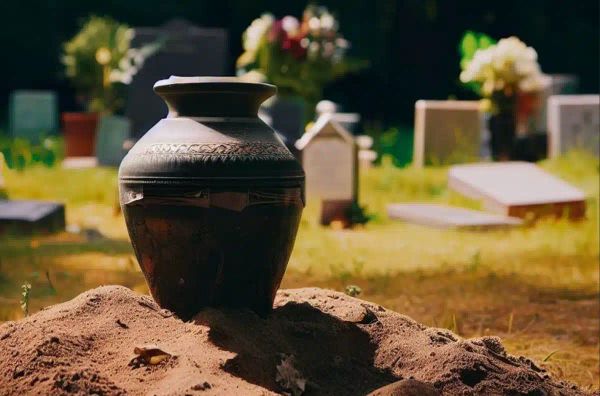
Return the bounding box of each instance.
[0,150,598,390]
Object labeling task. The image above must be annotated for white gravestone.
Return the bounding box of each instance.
[547,95,599,158]
[413,100,481,167]
[296,115,358,225]
[296,115,357,200]
[449,162,586,220]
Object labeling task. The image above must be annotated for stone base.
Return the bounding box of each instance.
[320,199,353,227]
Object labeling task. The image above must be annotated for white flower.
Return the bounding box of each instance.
[281,16,299,34]
[320,13,336,31]
[308,17,320,31]
[243,14,273,53]
[238,70,267,83]
[460,36,543,95]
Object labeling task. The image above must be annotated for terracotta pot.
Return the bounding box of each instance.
[118,77,305,319]
[61,112,99,157]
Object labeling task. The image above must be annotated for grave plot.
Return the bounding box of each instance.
[449,162,586,219]
[0,200,65,235]
[387,203,522,229]
[547,95,599,158]
[413,100,482,167]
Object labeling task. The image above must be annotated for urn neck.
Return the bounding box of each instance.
[154,76,277,118]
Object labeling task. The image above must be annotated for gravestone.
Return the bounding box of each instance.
[95,115,132,166]
[448,162,586,220]
[356,135,376,169]
[0,200,65,235]
[126,19,228,138]
[387,203,522,229]
[533,74,579,133]
[547,95,599,158]
[9,90,58,142]
[413,100,481,167]
[62,157,98,169]
[315,100,361,134]
[295,114,358,225]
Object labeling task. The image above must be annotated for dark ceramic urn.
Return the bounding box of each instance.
[118,77,305,319]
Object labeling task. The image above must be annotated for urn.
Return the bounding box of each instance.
[118,77,305,319]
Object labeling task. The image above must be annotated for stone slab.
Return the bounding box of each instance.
[547,95,599,157]
[448,162,586,219]
[0,199,65,234]
[413,100,481,167]
[62,157,98,169]
[9,90,58,141]
[95,115,131,166]
[387,203,522,229]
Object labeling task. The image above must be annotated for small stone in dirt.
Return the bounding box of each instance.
[116,319,129,329]
[367,379,440,396]
[191,381,212,391]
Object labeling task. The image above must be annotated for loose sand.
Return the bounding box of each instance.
[0,286,591,395]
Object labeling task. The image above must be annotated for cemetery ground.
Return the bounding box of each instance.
[0,151,597,391]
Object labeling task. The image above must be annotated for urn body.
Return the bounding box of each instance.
[118,77,304,319]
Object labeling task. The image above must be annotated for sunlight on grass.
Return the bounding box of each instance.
[0,150,598,388]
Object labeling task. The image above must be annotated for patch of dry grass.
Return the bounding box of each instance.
[0,151,598,389]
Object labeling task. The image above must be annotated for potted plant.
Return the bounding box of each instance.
[237,5,364,146]
[459,33,544,160]
[61,16,159,157]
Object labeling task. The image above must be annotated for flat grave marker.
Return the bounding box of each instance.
[448,162,586,219]
[387,203,522,229]
[0,199,65,235]
[9,90,58,142]
[547,95,599,158]
[413,100,481,167]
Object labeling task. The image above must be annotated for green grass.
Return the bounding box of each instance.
[0,150,598,389]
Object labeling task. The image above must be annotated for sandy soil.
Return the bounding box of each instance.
[0,286,592,395]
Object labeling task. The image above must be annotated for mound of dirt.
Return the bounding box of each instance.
[0,286,590,395]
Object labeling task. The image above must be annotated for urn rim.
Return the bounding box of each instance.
[154,76,276,95]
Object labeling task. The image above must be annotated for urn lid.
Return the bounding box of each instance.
[119,77,303,184]
[154,76,277,118]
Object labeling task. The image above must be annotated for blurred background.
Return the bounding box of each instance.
[0,0,598,391]
[0,0,597,126]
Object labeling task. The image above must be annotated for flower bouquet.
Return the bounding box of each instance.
[459,34,544,159]
[62,15,161,114]
[237,5,365,108]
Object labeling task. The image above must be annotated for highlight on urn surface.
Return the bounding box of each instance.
[118,76,305,320]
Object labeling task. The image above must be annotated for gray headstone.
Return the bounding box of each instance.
[9,90,58,142]
[95,115,131,166]
[448,162,586,219]
[0,200,65,235]
[126,19,228,138]
[413,100,481,167]
[533,74,579,133]
[387,203,522,229]
[547,95,599,158]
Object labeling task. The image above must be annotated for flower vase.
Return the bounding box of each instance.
[488,94,517,161]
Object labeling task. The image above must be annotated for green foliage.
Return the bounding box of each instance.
[371,126,414,168]
[62,16,161,113]
[346,201,374,225]
[237,6,367,109]
[344,284,362,297]
[458,31,496,95]
[0,134,63,170]
[20,282,31,316]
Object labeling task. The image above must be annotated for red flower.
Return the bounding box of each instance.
[282,35,307,59]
